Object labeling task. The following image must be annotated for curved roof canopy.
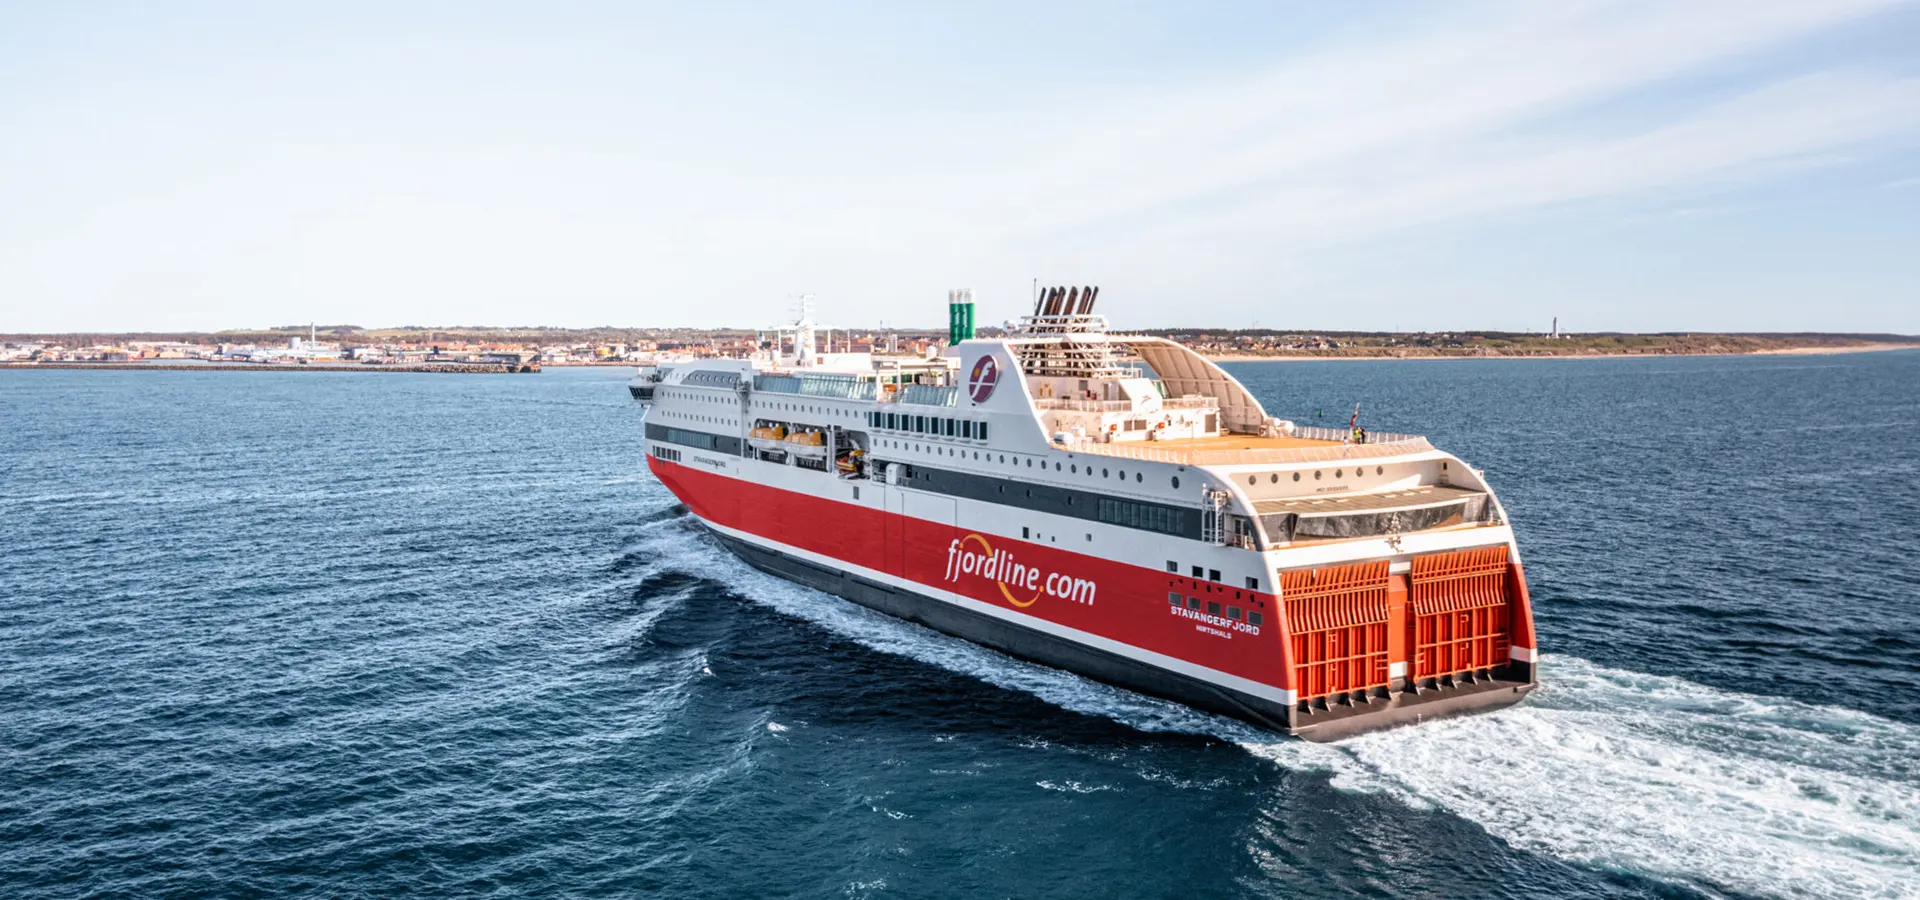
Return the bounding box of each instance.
[1116,336,1270,433]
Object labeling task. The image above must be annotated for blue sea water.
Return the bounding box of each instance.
[2,353,1916,900]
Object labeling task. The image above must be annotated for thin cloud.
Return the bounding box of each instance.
[978,0,1914,246]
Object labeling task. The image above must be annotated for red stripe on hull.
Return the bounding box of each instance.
[648,456,1290,691]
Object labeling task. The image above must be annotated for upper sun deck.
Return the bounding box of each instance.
[1065,426,1437,468]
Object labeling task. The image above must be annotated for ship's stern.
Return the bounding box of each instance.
[1275,545,1538,742]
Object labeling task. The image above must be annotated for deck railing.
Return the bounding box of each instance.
[753,372,876,401]
[894,384,958,406]
[1287,425,1424,444]
[1031,394,1220,413]
[1033,398,1135,412]
[1066,435,1436,467]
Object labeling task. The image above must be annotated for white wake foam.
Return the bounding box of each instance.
[631,509,1920,899]
[1243,658,1920,900]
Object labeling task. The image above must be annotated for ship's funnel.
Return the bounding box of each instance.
[947,288,975,343]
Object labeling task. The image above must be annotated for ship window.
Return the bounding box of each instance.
[1270,474,1278,483]
[1248,476,1255,485]
[1167,561,1177,572]
[1070,465,1077,474]
[1171,476,1180,489]
[1055,462,1061,471]
[1103,469,1109,478]
[852,487,860,500]
[1377,466,1384,475]
[1293,473,1301,482]
[962,421,973,438]
[1135,473,1142,482]
[1336,469,1344,478]
[1248,611,1263,627]
[1227,606,1241,620]
[978,423,988,440]
[1314,471,1322,480]
[1245,576,1258,590]
[1168,592,1182,606]
[1022,526,1030,539]
[1207,601,1221,616]
[1186,596,1200,610]
[1191,565,1203,578]
[1209,569,1221,582]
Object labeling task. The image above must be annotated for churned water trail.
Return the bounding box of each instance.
[1246,660,1920,900]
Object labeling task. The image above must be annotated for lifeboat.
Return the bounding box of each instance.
[783,429,829,459]
[747,424,788,452]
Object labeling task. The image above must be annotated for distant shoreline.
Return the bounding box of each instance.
[0,362,532,374]
[1201,343,1920,362]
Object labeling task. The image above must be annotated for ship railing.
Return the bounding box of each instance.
[1287,424,1424,444]
[1067,435,1436,467]
[1031,394,1219,413]
[895,384,959,406]
[1032,398,1135,412]
[752,372,877,401]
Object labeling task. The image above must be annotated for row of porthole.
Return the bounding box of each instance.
[1249,466,1386,486]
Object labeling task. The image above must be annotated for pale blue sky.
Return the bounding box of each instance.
[3,1,1917,333]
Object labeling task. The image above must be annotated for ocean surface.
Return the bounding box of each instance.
[3,352,1917,900]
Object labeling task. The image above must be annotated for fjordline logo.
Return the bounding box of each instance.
[944,534,1097,607]
[967,355,999,403]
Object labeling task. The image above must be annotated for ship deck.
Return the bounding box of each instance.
[1131,433,1342,451]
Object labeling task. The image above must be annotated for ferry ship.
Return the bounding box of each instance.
[638,288,1537,740]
